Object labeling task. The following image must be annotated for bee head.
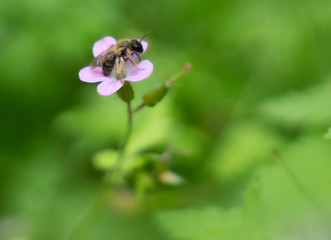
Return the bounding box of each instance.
[131,39,143,53]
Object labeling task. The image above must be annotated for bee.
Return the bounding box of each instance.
[90,33,149,83]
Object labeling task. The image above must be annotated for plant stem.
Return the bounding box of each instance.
[132,103,145,113]
[62,65,192,240]
[109,101,133,178]
[120,101,132,157]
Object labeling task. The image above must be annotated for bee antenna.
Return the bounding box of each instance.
[140,29,152,43]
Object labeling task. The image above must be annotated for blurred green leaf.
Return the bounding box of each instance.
[92,149,119,171]
[136,172,155,200]
[211,121,282,181]
[258,82,331,127]
[258,136,331,238]
[155,207,242,240]
[53,95,126,149]
[242,177,262,240]
[324,127,331,139]
[243,177,260,217]
[127,100,173,154]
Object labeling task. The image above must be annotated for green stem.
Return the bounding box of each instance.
[106,101,133,181]
[61,65,192,240]
[132,103,145,114]
[119,101,133,158]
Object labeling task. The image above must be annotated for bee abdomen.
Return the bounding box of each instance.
[102,59,115,76]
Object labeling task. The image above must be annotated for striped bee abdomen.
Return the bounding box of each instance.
[102,56,116,76]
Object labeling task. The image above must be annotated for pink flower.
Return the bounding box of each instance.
[79,36,153,96]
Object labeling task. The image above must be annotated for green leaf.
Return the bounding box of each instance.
[155,207,242,240]
[211,121,282,182]
[135,172,155,200]
[53,95,128,149]
[324,127,331,139]
[127,100,173,154]
[243,177,260,217]
[242,177,262,239]
[258,136,331,238]
[92,149,119,171]
[258,82,331,127]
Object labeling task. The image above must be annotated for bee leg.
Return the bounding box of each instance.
[133,52,141,62]
[115,57,125,83]
[124,55,144,71]
[127,48,141,62]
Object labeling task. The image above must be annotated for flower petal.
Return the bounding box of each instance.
[93,36,116,57]
[79,66,110,83]
[141,40,148,52]
[125,60,153,82]
[97,79,124,96]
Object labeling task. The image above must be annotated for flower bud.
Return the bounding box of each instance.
[183,63,191,72]
[143,84,168,107]
[158,171,184,186]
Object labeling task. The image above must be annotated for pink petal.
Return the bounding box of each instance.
[125,60,153,82]
[97,79,124,96]
[141,40,148,52]
[93,36,116,57]
[79,66,109,83]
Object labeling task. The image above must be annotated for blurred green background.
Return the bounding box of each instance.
[1,0,331,239]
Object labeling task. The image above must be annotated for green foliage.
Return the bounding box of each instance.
[1,0,331,239]
[155,207,242,240]
[92,149,119,170]
[242,178,262,240]
[211,121,282,182]
[257,135,331,239]
[260,136,331,216]
[258,82,331,128]
[127,100,173,154]
[325,127,331,139]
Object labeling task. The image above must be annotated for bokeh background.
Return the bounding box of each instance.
[1,0,331,239]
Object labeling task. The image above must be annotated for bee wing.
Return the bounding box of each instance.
[89,47,124,68]
[90,50,108,68]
